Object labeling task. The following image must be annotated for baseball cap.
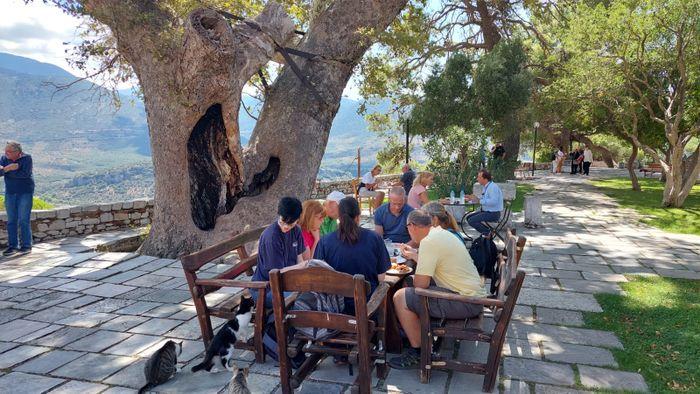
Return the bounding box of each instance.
[326,190,346,203]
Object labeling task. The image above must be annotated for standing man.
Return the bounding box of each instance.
[320,190,345,236]
[1,141,34,256]
[465,170,503,238]
[374,186,414,243]
[583,146,593,176]
[398,164,416,195]
[389,209,484,369]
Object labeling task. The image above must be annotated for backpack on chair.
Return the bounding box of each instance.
[469,235,499,294]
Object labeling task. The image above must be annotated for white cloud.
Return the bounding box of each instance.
[0,0,81,74]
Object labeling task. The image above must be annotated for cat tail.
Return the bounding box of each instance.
[137,383,153,394]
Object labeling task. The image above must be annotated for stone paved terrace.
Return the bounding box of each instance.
[1,168,699,393]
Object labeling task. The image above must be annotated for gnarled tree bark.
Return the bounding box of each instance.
[81,0,407,257]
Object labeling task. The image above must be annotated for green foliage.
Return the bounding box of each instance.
[591,178,700,235]
[584,276,700,393]
[473,39,533,123]
[0,196,53,210]
[375,134,411,173]
[509,184,534,213]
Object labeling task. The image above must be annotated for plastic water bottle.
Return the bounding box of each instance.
[450,190,455,204]
[460,188,465,204]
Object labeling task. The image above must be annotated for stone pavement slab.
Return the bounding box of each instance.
[65,330,132,352]
[0,319,50,341]
[31,326,97,348]
[48,380,110,394]
[14,350,85,374]
[0,345,52,369]
[502,358,575,386]
[534,384,593,394]
[0,372,65,394]
[129,318,182,336]
[541,342,617,367]
[517,289,602,312]
[51,353,135,382]
[535,308,584,326]
[82,283,135,297]
[578,365,648,391]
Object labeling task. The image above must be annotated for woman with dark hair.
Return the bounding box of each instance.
[314,197,391,313]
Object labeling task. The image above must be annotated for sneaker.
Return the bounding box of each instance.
[17,247,32,256]
[2,247,18,256]
[388,347,421,370]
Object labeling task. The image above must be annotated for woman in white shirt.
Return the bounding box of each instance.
[358,165,385,208]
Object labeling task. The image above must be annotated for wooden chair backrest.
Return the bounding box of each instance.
[181,226,267,272]
[270,267,371,334]
[497,233,518,301]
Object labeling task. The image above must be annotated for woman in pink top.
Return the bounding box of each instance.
[407,171,434,209]
[300,200,325,260]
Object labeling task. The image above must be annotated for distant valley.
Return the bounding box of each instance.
[0,53,392,205]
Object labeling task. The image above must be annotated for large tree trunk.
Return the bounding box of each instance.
[85,0,407,257]
[627,140,641,191]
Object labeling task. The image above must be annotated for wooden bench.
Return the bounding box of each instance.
[416,230,526,392]
[180,226,268,362]
[640,163,663,177]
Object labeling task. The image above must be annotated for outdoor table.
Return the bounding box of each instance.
[382,257,417,353]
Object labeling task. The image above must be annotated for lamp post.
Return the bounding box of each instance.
[532,121,539,177]
[404,118,410,164]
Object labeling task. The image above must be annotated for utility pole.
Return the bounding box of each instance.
[405,118,410,164]
[532,122,539,177]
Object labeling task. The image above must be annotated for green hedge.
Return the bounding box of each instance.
[0,196,54,210]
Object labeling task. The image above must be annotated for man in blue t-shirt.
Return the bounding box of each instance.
[374,187,414,244]
[252,197,309,307]
[1,141,35,256]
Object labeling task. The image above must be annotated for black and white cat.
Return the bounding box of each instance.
[191,296,254,373]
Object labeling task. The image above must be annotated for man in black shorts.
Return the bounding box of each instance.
[389,209,485,369]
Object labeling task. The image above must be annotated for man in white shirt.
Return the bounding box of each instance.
[358,164,385,208]
[465,169,503,237]
[583,146,593,175]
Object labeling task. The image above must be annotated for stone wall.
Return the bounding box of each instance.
[0,199,153,247]
[310,174,402,199]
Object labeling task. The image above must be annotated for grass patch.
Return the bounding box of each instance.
[590,177,700,236]
[584,276,700,393]
[0,195,54,210]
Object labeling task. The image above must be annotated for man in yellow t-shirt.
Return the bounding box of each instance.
[389,209,485,370]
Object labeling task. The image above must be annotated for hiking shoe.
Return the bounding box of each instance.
[2,247,18,256]
[388,348,420,370]
[17,247,32,256]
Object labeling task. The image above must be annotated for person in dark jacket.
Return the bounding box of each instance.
[1,141,35,256]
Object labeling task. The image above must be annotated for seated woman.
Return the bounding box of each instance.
[358,165,385,209]
[251,197,309,308]
[314,197,391,313]
[406,171,433,209]
[300,200,325,260]
[400,201,464,262]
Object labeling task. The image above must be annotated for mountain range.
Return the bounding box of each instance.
[0,52,391,205]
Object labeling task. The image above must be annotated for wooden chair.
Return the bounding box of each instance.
[351,178,373,215]
[270,267,390,394]
[415,231,526,392]
[180,226,268,362]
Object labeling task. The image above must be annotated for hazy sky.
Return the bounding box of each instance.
[0,0,362,97]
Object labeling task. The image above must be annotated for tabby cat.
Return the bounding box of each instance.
[191,296,254,372]
[138,340,182,393]
[227,365,251,394]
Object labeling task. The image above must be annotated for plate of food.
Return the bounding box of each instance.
[387,262,412,275]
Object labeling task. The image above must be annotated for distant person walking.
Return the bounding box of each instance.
[398,164,415,195]
[555,147,565,174]
[1,141,34,256]
[583,146,593,175]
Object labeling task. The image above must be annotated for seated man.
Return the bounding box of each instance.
[359,165,385,209]
[374,186,414,244]
[465,169,503,237]
[389,209,485,369]
[320,190,345,236]
[251,197,309,308]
